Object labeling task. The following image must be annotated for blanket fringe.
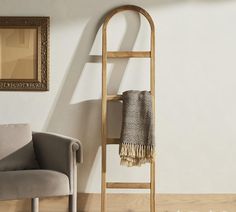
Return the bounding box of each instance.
[119,143,155,167]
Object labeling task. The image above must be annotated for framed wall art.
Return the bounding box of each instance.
[0,17,49,91]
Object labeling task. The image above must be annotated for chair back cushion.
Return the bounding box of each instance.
[0,124,39,171]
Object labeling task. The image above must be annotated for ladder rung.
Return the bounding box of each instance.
[107,95,123,101]
[107,51,151,58]
[107,138,120,144]
[106,182,151,189]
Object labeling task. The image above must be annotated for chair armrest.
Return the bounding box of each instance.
[32,132,82,193]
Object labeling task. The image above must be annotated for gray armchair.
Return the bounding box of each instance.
[0,124,82,212]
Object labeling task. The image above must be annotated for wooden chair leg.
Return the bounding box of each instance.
[31,198,39,212]
[69,193,77,212]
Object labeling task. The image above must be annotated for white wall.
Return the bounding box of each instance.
[0,0,236,193]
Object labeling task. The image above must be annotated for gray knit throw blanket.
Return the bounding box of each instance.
[119,90,155,167]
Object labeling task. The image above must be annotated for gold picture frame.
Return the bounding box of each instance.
[0,17,49,91]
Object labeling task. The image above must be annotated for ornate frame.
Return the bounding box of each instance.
[0,17,49,91]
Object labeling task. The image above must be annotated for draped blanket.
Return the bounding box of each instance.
[119,90,155,167]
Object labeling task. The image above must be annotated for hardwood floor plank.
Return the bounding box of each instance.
[0,194,236,212]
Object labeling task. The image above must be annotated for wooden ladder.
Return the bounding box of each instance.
[101,5,156,212]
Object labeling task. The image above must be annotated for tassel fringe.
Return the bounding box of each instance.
[119,143,155,167]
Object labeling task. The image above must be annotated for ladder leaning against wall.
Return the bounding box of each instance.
[101,5,156,212]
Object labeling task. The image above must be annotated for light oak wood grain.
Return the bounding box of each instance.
[101,4,156,212]
[106,138,120,144]
[106,95,123,101]
[107,51,151,58]
[106,182,151,189]
[0,194,236,212]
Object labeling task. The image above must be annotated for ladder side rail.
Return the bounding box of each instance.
[101,21,108,212]
[101,5,156,212]
[150,14,156,212]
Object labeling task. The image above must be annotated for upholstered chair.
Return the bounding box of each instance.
[0,124,82,212]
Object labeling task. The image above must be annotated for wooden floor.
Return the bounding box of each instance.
[0,194,235,212]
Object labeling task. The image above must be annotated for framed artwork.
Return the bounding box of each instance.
[0,17,49,91]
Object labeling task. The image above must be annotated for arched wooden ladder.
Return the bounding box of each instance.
[101,5,156,212]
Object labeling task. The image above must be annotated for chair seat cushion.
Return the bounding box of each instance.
[0,170,70,200]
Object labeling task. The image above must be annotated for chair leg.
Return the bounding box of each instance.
[31,198,39,212]
[69,193,77,212]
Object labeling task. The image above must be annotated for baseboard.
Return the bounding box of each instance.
[0,193,235,212]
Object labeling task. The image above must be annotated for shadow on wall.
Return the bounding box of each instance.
[44,0,234,200]
[38,0,235,24]
[62,0,235,17]
[45,6,141,200]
